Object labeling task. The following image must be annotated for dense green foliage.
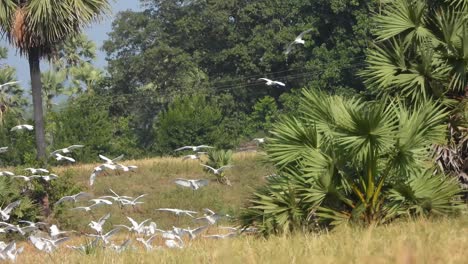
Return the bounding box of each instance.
[241,89,463,235]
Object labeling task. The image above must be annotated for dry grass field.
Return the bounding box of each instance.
[3,152,467,263]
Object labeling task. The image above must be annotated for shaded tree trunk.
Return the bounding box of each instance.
[28,48,47,162]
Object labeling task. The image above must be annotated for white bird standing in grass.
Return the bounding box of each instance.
[10,124,33,132]
[55,192,91,205]
[0,200,20,221]
[253,138,265,144]
[174,178,209,190]
[200,164,233,175]
[175,145,213,152]
[284,28,314,55]
[258,78,286,87]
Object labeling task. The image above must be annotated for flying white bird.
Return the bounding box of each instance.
[90,199,113,206]
[136,234,157,251]
[175,145,213,152]
[18,220,47,229]
[50,224,73,239]
[174,178,209,190]
[284,28,314,55]
[119,194,147,207]
[36,174,59,181]
[182,152,206,161]
[195,208,230,225]
[99,154,124,165]
[12,175,39,182]
[0,147,8,153]
[50,145,84,156]
[71,203,103,212]
[172,225,208,240]
[0,171,14,177]
[200,164,233,175]
[89,213,111,234]
[30,236,69,253]
[203,232,238,239]
[55,192,91,205]
[140,221,158,236]
[115,217,151,234]
[110,239,131,253]
[258,78,286,87]
[253,138,265,144]
[87,228,120,245]
[0,242,23,262]
[10,124,33,132]
[100,189,133,202]
[0,222,37,236]
[52,153,76,163]
[0,81,20,89]
[24,168,49,174]
[156,208,198,218]
[0,200,20,221]
[164,239,183,249]
[116,164,138,172]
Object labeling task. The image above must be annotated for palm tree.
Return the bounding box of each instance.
[0,0,110,161]
[241,89,462,235]
[54,33,97,70]
[360,0,468,194]
[0,47,26,124]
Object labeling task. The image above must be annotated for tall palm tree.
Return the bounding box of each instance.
[0,0,110,161]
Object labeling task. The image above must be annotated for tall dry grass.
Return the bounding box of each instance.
[16,216,468,264]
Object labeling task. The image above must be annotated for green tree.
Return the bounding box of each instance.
[154,95,227,153]
[0,0,110,161]
[241,89,462,235]
[360,0,468,193]
[41,69,67,110]
[0,47,27,124]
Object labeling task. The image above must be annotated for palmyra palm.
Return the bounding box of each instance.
[0,0,110,160]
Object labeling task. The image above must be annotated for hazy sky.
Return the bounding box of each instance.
[1,1,143,84]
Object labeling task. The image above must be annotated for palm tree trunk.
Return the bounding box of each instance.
[28,48,47,162]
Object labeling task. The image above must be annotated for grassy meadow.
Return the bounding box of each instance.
[5,152,468,263]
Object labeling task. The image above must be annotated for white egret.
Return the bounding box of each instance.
[174,178,209,190]
[10,124,33,132]
[175,145,213,152]
[0,200,20,221]
[55,192,91,205]
[200,164,233,175]
[284,28,314,55]
[258,78,286,87]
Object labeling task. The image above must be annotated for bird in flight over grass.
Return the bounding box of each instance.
[52,153,76,163]
[200,164,233,175]
[174,178,209,190]
[175,145,213,152]
[55,192,91,205]
[10,124,33,132]
[0,200,20,221]
[258,78,285,87]
[156,208,198,218]
[284,28,314,55]
[50,145,84,156]
[24,168,49,174]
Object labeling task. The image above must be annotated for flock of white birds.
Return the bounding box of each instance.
[0,126,261,261]
[0,27,310,261]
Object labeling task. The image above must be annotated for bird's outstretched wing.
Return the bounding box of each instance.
[200,164,215,172]
[3,200,21,214]
[297,28,314,39]
[196,179,209,187]
[99,154,112,163]
[284,42,295,55]
[68,145,84,150]
[258,78,271,82]
[112,154,124,162]
[174,179,191,187]
[175,146,192,151]
[98,213,111,226]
